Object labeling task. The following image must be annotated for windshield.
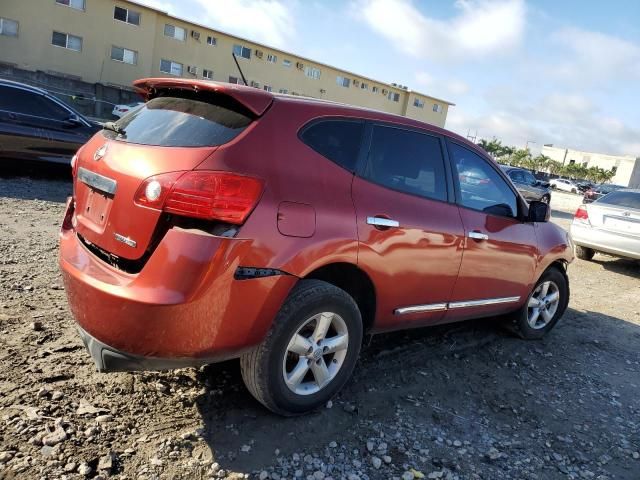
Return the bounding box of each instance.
[106,92,253,147]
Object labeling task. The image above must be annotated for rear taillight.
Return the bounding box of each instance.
[574,205,589,223]
[134,171,263,225]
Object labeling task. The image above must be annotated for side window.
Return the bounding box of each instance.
[509,170,525,183]
[523,171,537,185]
[362,125,447,202]
[299,119,364,172]
[0,87,70,120]
[450,143,518,218]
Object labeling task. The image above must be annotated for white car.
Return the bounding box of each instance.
[111,102,144,118]
[550,178,579,193]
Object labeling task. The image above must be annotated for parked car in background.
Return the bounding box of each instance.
[0,79,101,165]
[112,102,144,118]
[570,189,640,261]
[583,183,627,203]
[550,178,579,193]
[59,78,573,415]
[500,166,551,204]
[576,181,593,193]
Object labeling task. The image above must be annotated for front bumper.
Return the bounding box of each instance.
[570,223,640,260]
[59,198,297,371]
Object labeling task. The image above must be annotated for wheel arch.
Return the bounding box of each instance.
[302,262,376,333]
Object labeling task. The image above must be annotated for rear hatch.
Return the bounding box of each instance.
[73,83,271,262]
[586,191,640,238]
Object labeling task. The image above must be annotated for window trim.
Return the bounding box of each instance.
[113,6,141,26]
[51,31,82,52]
[0,17,19,37]
[232,44,252,59]
[159,59,183,76]
[55,0,86,11]
[164,23,186,41]
[445,138,525,220]
[355,121,453,204]
[110,45,138,65]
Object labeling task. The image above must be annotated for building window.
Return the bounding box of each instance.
[228,76,242,85]
[336,76,350,88]
[283,59,292,67]
[372,86,379,93]
[206,36,217,46]
[279,88,288,94]
[55,0,85,11]
[164,24,186,41]
[611,166,618,174]
[114,6,140,26]
[111,46,137,65]
[305,66,321,80]
[267,54,277,63]
[160,59,183,76]
[233,44,251,59]
[413,98,424,108]
[361,83,368,90]
[388,92,400,102]
[433,103,443,113]
[263,85,272,92]
[353,80,360,87]
[0,18,18,37]
[52,31,82,51]
[202,69,213,79]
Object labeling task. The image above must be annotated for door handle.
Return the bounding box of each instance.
[468,231,489,241]
[367,216,400,228]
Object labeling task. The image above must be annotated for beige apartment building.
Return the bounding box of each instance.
[542,145,640,188]
[0,0,453,127]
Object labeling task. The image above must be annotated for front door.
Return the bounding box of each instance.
[352,124,465,331]
[446,141,538,322]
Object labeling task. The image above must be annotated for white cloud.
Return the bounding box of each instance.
[192,0,296,48]
[551,27,640,87]
[353,0,526,61]
[415,71,469,98]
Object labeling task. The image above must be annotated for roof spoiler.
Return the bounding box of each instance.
[132,78,273,116]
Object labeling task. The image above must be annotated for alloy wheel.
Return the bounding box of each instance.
[527,281,560,329]
[282,312,349,395]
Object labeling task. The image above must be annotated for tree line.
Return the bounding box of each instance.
[477,138,616,184]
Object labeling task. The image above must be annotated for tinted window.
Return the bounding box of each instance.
[509,170,525,183]
[300,120,364,172]
[597,190,640,209]
[362,126,447,202]
[109,92,252,147]
[450,143,518,217]
[523,171,537,185]
[0,86,70,120]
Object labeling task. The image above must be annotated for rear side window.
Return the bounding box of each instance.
[598,190,640,209]
[0,86,70,120]
[362,125,447,202]
[299,119,364,172]
[110,91,252,147]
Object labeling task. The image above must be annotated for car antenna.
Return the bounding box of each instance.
[232,53,248,86]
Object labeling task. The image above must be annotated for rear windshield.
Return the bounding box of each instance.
[106,91,253,147]
[598,190,640,209]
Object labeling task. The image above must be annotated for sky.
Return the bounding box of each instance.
[139,0,640,157]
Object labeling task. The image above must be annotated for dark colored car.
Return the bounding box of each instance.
[576,181,593,193]
[0,79,101,165]
[500,166,551,204]
[583,183,627,203]
[59,78,573,415]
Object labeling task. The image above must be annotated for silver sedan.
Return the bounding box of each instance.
[570,189,640,261]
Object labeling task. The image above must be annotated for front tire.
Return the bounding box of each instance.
[575,245,595,261]
[240,280,363,416]
[507,267,569,340]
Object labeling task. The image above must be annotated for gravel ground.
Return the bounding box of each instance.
[1,171,639,480]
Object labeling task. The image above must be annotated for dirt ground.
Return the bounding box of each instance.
[1,170,639,480]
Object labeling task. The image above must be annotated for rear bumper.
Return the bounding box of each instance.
[570,223,640,260]
[59,198,297,370]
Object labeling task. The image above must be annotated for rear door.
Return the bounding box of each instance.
[0,85,50,162]
[352,123,465,330]
[445,141,538,321]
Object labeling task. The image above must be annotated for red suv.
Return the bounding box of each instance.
[59,79,573,415]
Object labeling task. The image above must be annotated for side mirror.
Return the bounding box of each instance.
[63,114,83,128]
[528,201,550,222]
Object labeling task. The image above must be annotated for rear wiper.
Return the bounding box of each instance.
[103,121,126,136]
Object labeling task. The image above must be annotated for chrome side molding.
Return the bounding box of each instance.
[394,296,521,315]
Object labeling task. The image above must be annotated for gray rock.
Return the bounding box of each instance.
[371,456,382,469]
[0,451,14,463]
[95,414,113,423]
[259,471,269,480]
[402,472,415,480]
[78,462,92,476]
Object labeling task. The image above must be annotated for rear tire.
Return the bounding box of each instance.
[575,245,595,261]
[506,267,569,340]
[240,279,363,416]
